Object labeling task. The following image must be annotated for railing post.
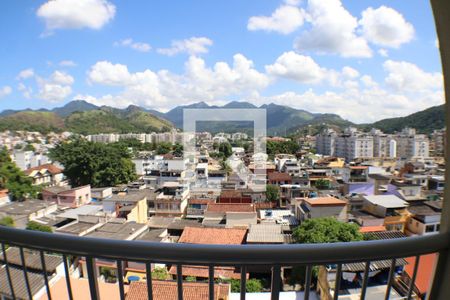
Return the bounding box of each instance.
[85,256,100,300]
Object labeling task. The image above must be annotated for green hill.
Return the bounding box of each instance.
[363,104,445,134]
[0,111,65,133]
[64,109,174,135]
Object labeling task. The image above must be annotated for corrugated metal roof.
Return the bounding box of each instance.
[342,258,407,272]
[246,224,284,243]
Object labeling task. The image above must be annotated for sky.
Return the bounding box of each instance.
[0,0,444,123]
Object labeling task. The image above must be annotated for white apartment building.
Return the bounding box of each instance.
[431,128,445,157]
[316,127,429,161]
[315,128,337,156]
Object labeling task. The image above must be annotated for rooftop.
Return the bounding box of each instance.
[85,220,147,240]
[179,227,246,245]
[168,265,242,280]
[0,247,62,273]
[246,224,284,243]
[206,203,256,213]
[0,266,47,299]
[0,199,56,216]
[303,197,347,207]
[24,163,63,176]
[126,280,229,300]
[363,195,409,208]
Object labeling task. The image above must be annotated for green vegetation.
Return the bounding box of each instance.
[0,111,65,134]
[293,217,363,244]
[49,137,137,188]
[218,142,232,158]
[0,106,174,135]
[266,184,279,202]
[0,216,15,227]
[185,276,196,282]
[363,104,444,134]
[26,221,52,233]
[266,140,300,157]
[314,179,331,190]
[221,278,263,293]
[156,142,173,155]
[0,148,38,201]
[151,267,170,280]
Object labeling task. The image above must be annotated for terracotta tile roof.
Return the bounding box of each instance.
[126,280,230,300]
[303,197,346,207]
[405,253,437,295]
[349,166,368,170]
[268,172,292,182]
[179,227,246,245]
[168,265,242,280]
[24,163,63,175]
[206,203,255,213]
[359,225,386,233]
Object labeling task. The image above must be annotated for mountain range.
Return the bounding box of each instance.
[0,100,444,135]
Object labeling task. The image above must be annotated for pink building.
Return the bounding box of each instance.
[42,185,91,208]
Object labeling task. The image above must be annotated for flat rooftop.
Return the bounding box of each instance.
[85,220,147,240]
[0,199,56,215]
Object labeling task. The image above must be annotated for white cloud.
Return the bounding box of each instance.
[265,51,325,83]
[36,0,116,33]
[36,70,74,102]
[383,60,442,93]
[50,71,74,85]
[360,75,377,88]
[16,68,34,80]
[157,37,213,56]
[378,49,388,57]
[17,83,33,99]
[359,6,414,48]
[341,66,359,79]
[59,60,77,67]
[85,54,269,110]
[0,86,12,98]
[115,38,151,52]
[250,83,443,123]
[247,4,304,35]
[294,0,372,58]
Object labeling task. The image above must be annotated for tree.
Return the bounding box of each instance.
[222,278,263,293]
[293,217,363,244]
[0,147,38,201]
[156,142,172,155]
[172,143,184,157]
[0,216,15,227]
[49,137,137,188]
[220,159,232,175]
[26,221,52,233]
[218,142,232,158]
[315,179,330,190]
[151,267,170,280]
[266,184,279,203]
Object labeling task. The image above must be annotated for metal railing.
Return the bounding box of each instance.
[0,226,448,300]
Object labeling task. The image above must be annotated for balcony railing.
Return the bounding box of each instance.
[0,225,448,300]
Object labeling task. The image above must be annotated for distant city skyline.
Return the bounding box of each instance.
[0,0,444,123]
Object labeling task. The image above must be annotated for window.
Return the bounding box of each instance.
[426,224,435,233]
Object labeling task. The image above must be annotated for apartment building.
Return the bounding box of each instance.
[316,128,337,156]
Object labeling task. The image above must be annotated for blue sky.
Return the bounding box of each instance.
[0,0,444,123]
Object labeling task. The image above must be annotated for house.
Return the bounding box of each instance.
[268,172,292,185]
[167,227,247,282]
[102,191,148,224]
[204,203,257,228]
[362,195,409,231]
[186,198,214,219]
[126,281,230,300]
[218,190,252,204]
[91,187,113,201]
[42,185,91,208]
[406,201,442,235]
[295,197,347,222]
[155,182,189,217]
[0,199,57,228]
[24,164,64,186]
[400,254,437,299]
